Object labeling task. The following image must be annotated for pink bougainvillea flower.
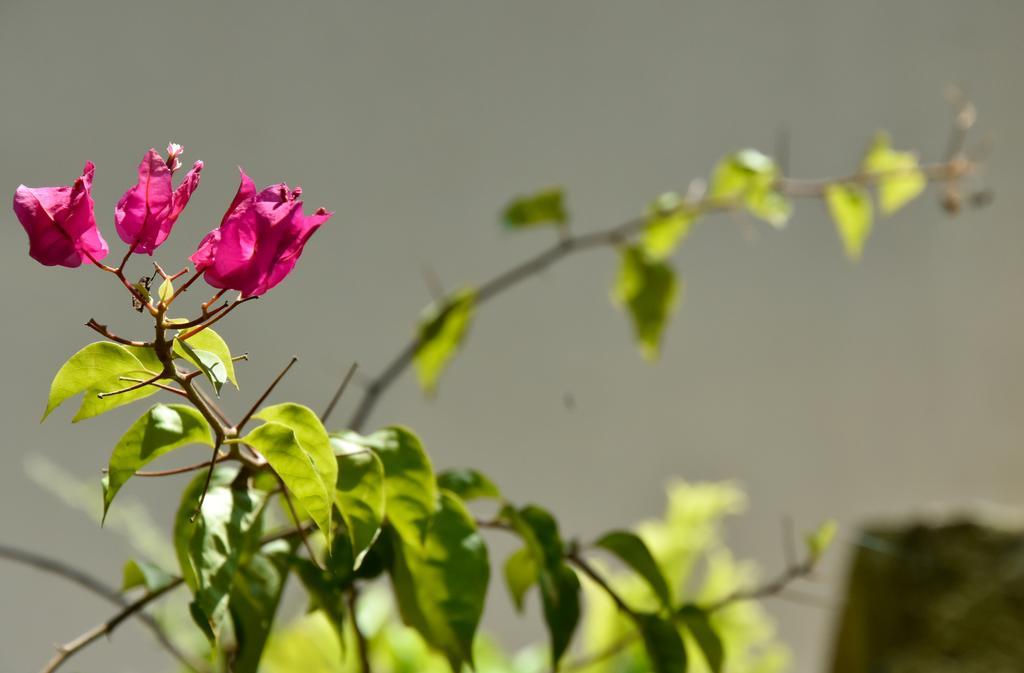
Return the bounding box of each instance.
[190,169,332,298]
[13,162,109,267]
[114,144,203,254]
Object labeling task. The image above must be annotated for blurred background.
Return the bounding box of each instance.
[1,1,1021,671]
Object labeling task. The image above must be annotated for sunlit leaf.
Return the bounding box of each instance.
[709,149,791,228]
[502,187,567,230]
[388,491,490,671]
[122,558,176,592]
[414,288,477,394]
[44,342,160,422]
[331,433,386,569]
[825,183,873,261]
[862,131,926,215]
[437,468,501,501]
[678,605,723,673]
[612,246,680,360]
[244,421,333,546]
[595,530,673,610]
[638,613,688,673]
[342,427,437,547]
[158,277,175,304]
[642,192,695,262]
[174,327,237,388]
[503,546,538,613]
[103,404,213,520]
[176,339,228,396]
[187,478,267,637]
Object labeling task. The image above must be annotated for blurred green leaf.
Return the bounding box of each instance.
[414,289,477,395]
[244,422,334,546]
[503,546,538,613]
[862,131,926,215]
[595,530,673,610]
[44,342,160,422]
[388,491,490,670]
[805,519,838,563]
[642,192,695,261]
[638,613,688,673]
[825,183,873,261]
[103,404,213,520]
[709,149,791,227]
[229,540,293,673]
[502,187,567,230]
[294,532,355,652]
[612,246,680,360]
[122,558,176,592]
[331,433,386,569]
[175,327,238,388]
[502,505,581,666]
[341,427,437,547]
[437,468,501,501]
[678,604,723,673]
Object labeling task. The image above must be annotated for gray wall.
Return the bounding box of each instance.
[1,1,1021,671]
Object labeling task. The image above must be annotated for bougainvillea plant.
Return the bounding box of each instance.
[7,96,986,673]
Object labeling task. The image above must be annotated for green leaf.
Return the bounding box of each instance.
[612,246,680,360]
[294,533,355,652]
[825,183,874,262]
[414,288,477,394]
[254,402,338,535]
[503,546,538,613]
[594,530,673,610]
[122,559,176,592]
[805,518,838,563]
[243,421,334,547]
[174,466,238,592]
[437,468,501,501]
[44,342,160,422]
[229,540,292,673]
[862,131,926,215]
[501,505,580,666]
[642,192,695,262]
[638,613,688,673]
[678,605,723,673]
[502,187,568,230]
[388,491,490,671]
[331,434,386,569]
[176,339,228,396]
[342,427,437,547]
[187,479,267,637]
[174,327,238,388]
[103,404,213,520]
[158,277,174,304]
[709,149,791,228]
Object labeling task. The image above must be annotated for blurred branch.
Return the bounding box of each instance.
[0,545,206,673]
[339,118,981,432]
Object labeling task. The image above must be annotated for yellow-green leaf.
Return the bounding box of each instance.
[330,434,386,569]
[158,277,174,304]
[862,132,926,215]
[174,327,238,389]
[805,519,838,563]
[243,421,334,547]
[44,342,160,422]
[826,183,874,261]
[642,192,695,261]
[103,404,213,519]
[709,149,791,228]
[612,247,680,360]
[414,288,477,394]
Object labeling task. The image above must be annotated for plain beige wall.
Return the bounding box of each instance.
[1,1,1022,671]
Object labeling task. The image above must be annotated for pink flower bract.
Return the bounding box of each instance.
[190,169,332,298]
[114,147,203,254]
[13,162,109,267]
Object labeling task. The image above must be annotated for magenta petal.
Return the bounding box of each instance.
[114,149,173,254]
